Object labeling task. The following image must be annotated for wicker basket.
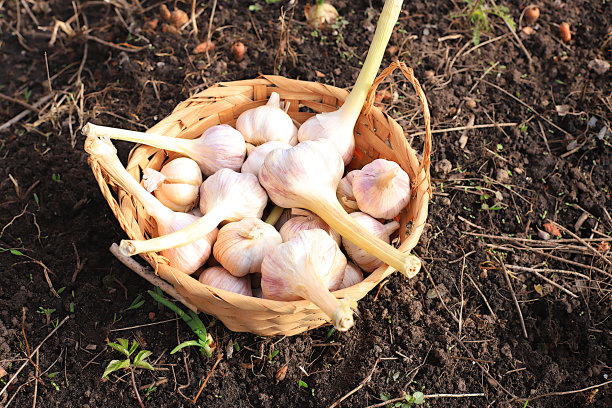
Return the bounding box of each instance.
[88,61,432,336]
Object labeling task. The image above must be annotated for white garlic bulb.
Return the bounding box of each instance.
[236,92,298,146]
[82,123,245,177]
[336,170,359,213]
[261,229,355,331]
[84,135,217,274]
[342,212,400,272]
[352,159,410,219]
[241,141,292,176]
[213,218,282,277]
[142,157,202,212]
[338,262,364,289]
[297,114,355,165]
[259,139,414,277]
[198,266,252,296]
[119,168,268,256]
[279,209,341,245]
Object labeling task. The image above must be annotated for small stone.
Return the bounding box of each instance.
[434,159,452,175]
[148,312,156,320]
[588,59,610,75]
[465,97,477,109]
[440,197,451,206]
[424,70,435,80]
[588,117,598,128]
[496,168,511,183]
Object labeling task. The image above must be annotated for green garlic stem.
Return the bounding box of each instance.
[264,205,285,225]
[83,123,194,159]
[119,206,227,256]
[339,0,403,124]
[85,135,171,220]
[310,195,411,275]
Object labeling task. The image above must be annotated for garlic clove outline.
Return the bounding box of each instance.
[279,210,341,246]
[341,212,399,272]
[336,170,359,213]
[84,134,216,274]
[143,157,202,212]
[258,139,415,277]
[352,159,410,219]
[236,92,298,147]
[241,141,292,176]
[261,229,353,330]
[82,123,246,176]
[198,266,252,296]
[338,262,364,290]
[213,217,282,277]
[120,168,268,256]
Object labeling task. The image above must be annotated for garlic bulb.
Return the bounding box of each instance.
[279,209,340,245]
[142,157,202,212]
[82,123,246,176]
[236,92,298,146]
[259,139,414,276]
[241,141,292,176]
[198,266,252,296]
[84,134,217,274]
[120,168,268,256]
[213,218,282,277]
[336,170,359,213]
[261,229,354,331]
[338,263,364,289]
[274,208,293,231]
[342,212,399,272]
[352,159,410,219]
[297,0,403,164]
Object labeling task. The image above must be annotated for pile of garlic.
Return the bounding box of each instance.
[83,0,417,332]
[83,91,417,332]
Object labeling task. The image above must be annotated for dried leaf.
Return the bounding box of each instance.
[315,70,326,78]
[275,364,288,382]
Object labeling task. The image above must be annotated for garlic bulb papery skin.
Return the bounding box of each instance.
[336,170,359,213]
[279,212,341,246]
[297,0,403,165]
[261,229,354,331]
[352,159,410,219]
[198,266,252,296]
[120,168,268,256]
[338,262,364,290]
[82,123,246,176]
[83,135,216,274]
[236,92,298,146]
[213,218,282,277]
[241,141,292,176]
[342,212,400,272]
[142,157,202,212]
[258,139,414,277]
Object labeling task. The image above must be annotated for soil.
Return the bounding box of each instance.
[1,1,611,407]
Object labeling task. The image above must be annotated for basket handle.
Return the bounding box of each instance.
[362,61,432,197]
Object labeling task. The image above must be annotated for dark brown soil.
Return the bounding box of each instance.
[1,1,611,407]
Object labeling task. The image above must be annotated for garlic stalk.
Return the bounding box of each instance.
[297,0,404,164]
[352,159,410,219]
[82,123,246,176]
[198,266,252,296]
[84,134,217,274]
[261,229,353,330]
[279,209,340,245]
[213,218,282,277]
[342,212,399,272]
[259,139,414,276]
[236,92,298,146]
[120,168,268,256]
[241,141,292,176]
[336,170,359,213]
[338,262,364,290]
[142,157,202,212]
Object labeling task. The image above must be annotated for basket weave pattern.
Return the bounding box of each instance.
[89,62,432,336]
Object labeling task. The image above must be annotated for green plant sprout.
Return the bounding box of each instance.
[103,338,154,408]
[148,288,213,357]
[453,0,516,45]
